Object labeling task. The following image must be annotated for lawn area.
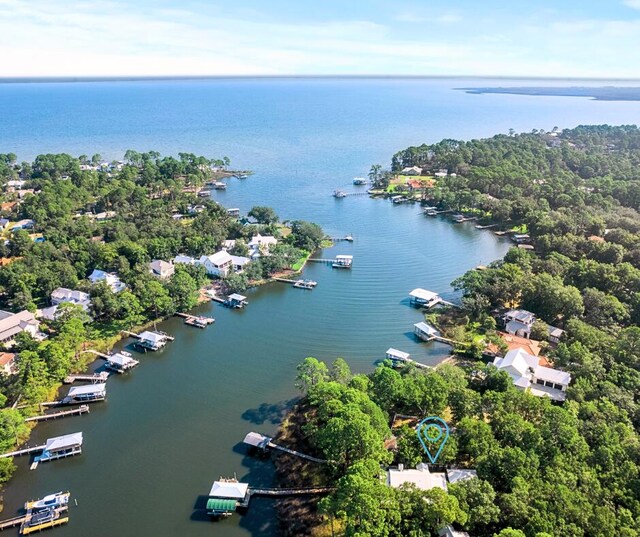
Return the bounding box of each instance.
[291,250,311,271]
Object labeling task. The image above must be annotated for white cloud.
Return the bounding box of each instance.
[623,0,640,10]
[0,1,638,77]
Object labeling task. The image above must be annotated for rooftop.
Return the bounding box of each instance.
[209,481,249,499]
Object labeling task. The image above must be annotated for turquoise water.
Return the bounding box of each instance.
[1,78,639,536]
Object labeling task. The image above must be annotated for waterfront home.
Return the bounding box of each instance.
[0,352,16,375]
[414,321,438,341]
[136,330,171,351]
[386,348,411,363]
[149,259,175,279]
[401,166,422,175]
[199,251,233,277]
[248,234,278,258]
[10,218,34,231]
[35,432,83,464]
[105,351,139,373]
[88,269,126,293]
[409,288,441,308]
[66,383,106,403]
[51,288,91,310]
[173,254,196,265]
[492,348,571,401]
[0,310,42,346]
[503,309,536,338]
[230,255,251,273]
[387,463,447,491]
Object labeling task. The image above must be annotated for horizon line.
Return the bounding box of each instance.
[1,74,640,85]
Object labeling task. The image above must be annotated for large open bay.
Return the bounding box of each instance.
[1,78,639,536]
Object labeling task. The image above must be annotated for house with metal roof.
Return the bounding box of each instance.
[35,432,83,464]
[387,463,447,491]
[149,260,175,279]
[0,310,41,346]
[492,348,571,401]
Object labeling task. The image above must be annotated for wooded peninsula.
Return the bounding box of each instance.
[273,125,640,537]
[0,151,324,498]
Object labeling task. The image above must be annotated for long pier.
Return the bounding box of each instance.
[175,312,215,327]
[249,486,334,497]
[0,444,46,459]
[26,405,90,422]
[266,442,328,464]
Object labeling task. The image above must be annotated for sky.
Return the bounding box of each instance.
[0,0,639,78]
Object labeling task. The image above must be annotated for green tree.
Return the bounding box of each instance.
[295,357,328,392]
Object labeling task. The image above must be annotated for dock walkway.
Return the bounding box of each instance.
[249,486,334,497]
[25,405,90,422]
[0,444,46,459]
[0,515,27,530]
[266,442,328,464]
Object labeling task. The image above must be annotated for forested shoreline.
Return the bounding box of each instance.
[0,151,324,499]
[275,126,640,537]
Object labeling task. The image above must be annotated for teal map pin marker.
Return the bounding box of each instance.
[416,417,449,464]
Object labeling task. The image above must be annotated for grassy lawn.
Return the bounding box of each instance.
[291,250,311,271]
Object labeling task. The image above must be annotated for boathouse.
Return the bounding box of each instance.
[136,330,170,351]
[409,288,441,308]
[225,294,248,308]
[386,348,411,363]
[105,351,139,373]
[414,322,438,341]
[243,432,271,450]
[209,481,249,502]
[66,383,106,403]
[332,255,353,268]
[35,432,83,463]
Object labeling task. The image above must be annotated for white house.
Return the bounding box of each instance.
[492,348,571,401]
[0,310,41,345]
[198,251,233,277]
[173,254,196,265]
[149,260,175,279]
[51,288,91,309]
[401,166,422,175]
[503,309,536,338]
[88,269,126,293]
[387,463,448,491]
[230,255,251,273]
[248,234,278,259]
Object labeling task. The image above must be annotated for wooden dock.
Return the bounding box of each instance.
[390,355,432,370]
[249,486,334,497]
[0,444,46,459]
[266,441,328,464]
[63,371,109,384]
[0,514,27,531]
[26,405,90,422]
[176,312,215,328]
[122,330,175,341]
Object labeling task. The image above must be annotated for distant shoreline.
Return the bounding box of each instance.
[2,75,640,85]
[459,86,640,101]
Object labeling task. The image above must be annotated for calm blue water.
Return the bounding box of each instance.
[1,78,639,537]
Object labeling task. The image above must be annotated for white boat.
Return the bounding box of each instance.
[293,279,317,289]
[353,177,367,185]
[26,491,70,511]
[333,190,347,198]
